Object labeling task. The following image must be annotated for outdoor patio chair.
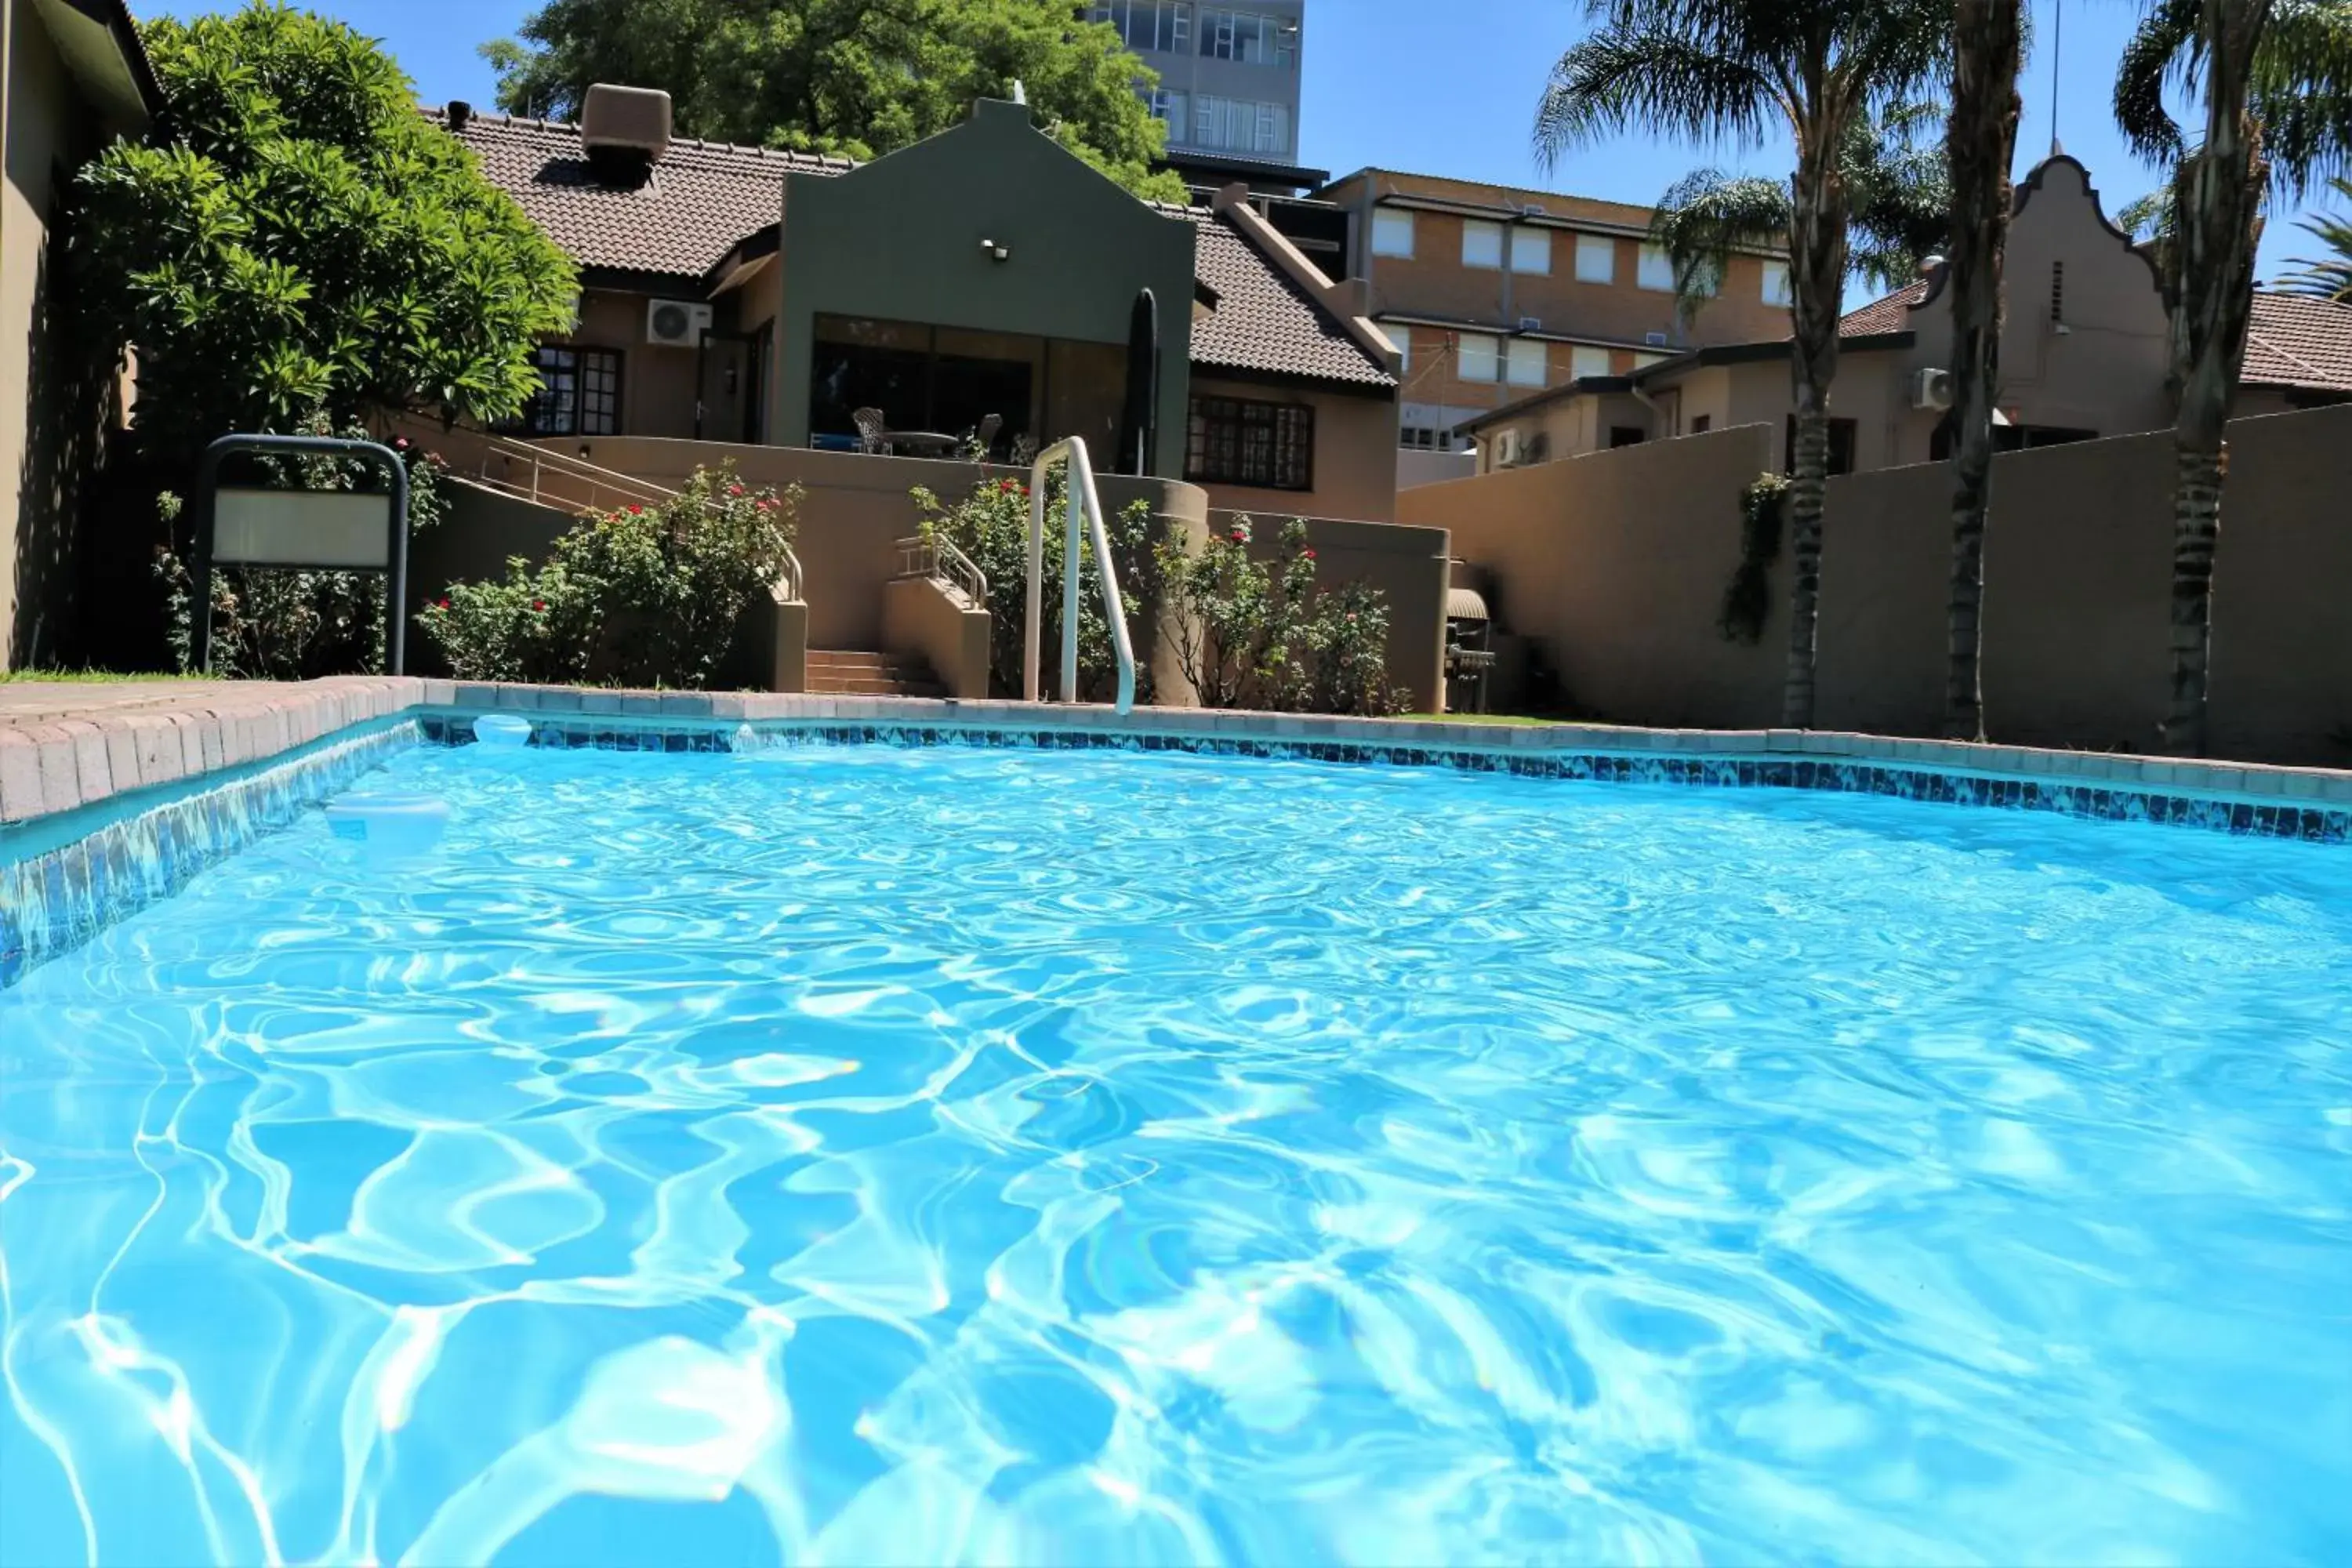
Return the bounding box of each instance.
[852,407,889,455]
[972,412,1003,458]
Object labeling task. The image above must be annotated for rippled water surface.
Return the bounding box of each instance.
[4,742,2350,1566]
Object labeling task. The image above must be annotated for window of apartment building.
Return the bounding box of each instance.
[1091,1,1189,53]
[1462,219,1504,269]
[1198,9,1298,65]
[1188,394,1314,489]
[1634,351,1670,368]
[1380,321,1411,368]
[1574,234,1616,284]
[1505,338,1546,387]
[1371,206,1414,258]
[1569,345,1611,381]
[1609,426,1646,448]
[1190,95,1290,155]
[1400,426,1456,450]
[1637,244,1677,292]
[1690,414,1712,433]
[1147,89,1189,141]
[517,343,620,437]
[1510,227,1551,275]
[1456,332,1501,382]
[1784,416,1858,475]
[1761,258,1795,307]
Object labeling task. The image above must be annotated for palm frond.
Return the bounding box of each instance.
[2117,188,2176,241]
[1843,100,1954,290]
[2114,0,2200,166]
[1534,24,1780,166]
[2278,175,2352,296]
[2247,0,2352,199]
[1650,169,1792,316]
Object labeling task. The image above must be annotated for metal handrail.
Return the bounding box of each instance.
[776,542,804,604]
[1024,437,1136,714]
[893,535,989,607]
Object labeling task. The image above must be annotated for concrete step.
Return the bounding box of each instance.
[805,649,946,698]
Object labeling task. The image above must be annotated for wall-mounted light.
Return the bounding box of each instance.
[981,238,1011,263]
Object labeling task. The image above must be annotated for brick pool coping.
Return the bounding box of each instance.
[3,674,2350,827]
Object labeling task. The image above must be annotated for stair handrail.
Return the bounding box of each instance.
[775,542,804,605]
[1023,437,1135,714]
[892,534,989,608]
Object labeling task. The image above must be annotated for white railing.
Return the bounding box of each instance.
[1024,437,1136,714]
[893,535,989,608]
[775,542,804,604]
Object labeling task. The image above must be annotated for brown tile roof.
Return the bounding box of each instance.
[435,107,1389,390]
[1182,209,1394,388]
[430,107,850,281]
[1838,278,1930,336]
[2243,291,2352,393]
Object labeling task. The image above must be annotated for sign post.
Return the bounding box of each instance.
[192,433,412,675]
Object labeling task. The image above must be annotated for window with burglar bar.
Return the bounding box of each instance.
[516,344,621,437]
[1187,394,1314,491]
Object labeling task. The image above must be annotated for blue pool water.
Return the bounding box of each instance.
[3,741,2349,1566]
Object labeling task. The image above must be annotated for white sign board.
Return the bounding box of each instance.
[212,488,392,568]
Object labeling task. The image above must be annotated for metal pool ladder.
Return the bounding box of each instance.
[1024,437,1137,714]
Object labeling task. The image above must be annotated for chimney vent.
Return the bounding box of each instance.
[581,84,673,165]
[445,100,473,132]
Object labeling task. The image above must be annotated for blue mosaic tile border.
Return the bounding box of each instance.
[0,720,421,989]
[420,714,2352,847]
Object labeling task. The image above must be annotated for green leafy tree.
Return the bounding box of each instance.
[483,0,1188,201]
[2115,0,2352,753]
[1537,0,1950,730]
[2277,176,2352,296]
[74,3,579,466]
[2280,176,2352,296]
[1941,0,2025,742]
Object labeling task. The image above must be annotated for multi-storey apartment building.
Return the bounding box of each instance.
[1313,169,1793,459]
[1088,2,1321,192]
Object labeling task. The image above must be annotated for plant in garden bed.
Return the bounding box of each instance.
[1156,516,1407,717]
[910,472,1156,702]
[419,466,802,688]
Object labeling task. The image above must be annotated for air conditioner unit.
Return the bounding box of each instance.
[1643,329,1671,347]
[1517,315,1543,333]
[646,299,713,347]
[1912,367,1955,410]
[1494,429,1524,467]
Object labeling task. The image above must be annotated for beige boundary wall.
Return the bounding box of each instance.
[1398,423,1784,729]
[1399,405,2352,766]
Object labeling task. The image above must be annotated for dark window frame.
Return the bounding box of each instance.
[516,343,623,437]
[1187,393,1316,492]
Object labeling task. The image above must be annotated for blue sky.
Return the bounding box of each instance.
[136,0,2332,286]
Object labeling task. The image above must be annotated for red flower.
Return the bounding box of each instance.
[728,484,745,497]
[532,598,546,612]
[1303,549,1317,561]
[1229,529,1246,544]
[436,597,449,610]
[627,504,644,515]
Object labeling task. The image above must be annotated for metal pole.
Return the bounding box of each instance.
[1025,462,1047,702]
[1061,463,1083,702]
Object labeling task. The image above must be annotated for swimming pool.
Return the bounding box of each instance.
[3,736,2348,1565]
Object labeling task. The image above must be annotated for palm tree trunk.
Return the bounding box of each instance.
[2160,2,2267,755]
[1943,0,2024,742]
[1781,129,1849,731]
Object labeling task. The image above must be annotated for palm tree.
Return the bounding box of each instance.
[1535,0,1949,728]
[2116,0,2352,754]
[1942,0,2025,742]
[2280,176,2352,296]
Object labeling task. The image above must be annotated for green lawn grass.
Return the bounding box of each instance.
[0,669,205,684]
[1398,712,1556,726]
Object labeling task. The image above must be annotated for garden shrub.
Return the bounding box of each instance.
[910,470,1156,702]
[419,466,802,688]
[1156,517,1407,717]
